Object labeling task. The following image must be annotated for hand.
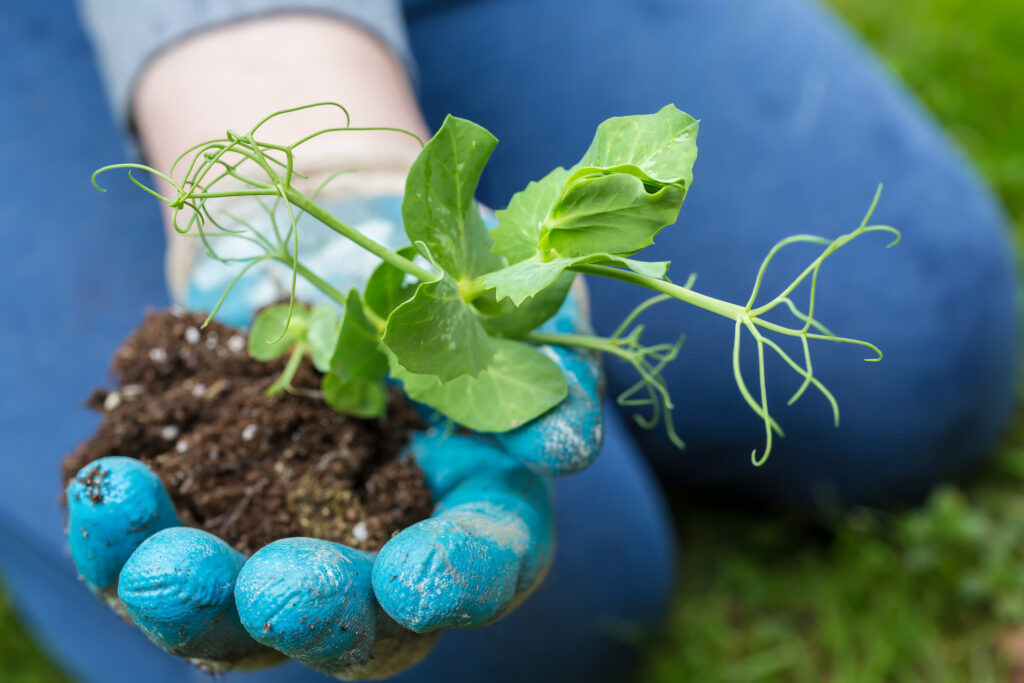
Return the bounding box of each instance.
[66,195,604,677]
[67,343,600,677]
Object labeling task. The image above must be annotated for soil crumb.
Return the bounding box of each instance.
[62,309,433,555]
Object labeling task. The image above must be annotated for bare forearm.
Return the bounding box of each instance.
[133,13,428,192]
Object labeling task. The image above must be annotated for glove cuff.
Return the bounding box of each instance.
[174,194,409,328]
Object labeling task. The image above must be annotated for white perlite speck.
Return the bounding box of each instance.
[175,439,189,453]
[241,424,258,441]
[121,384,144,398]
[352,522,369,543]
[227,334,245,353]
[103,392,121,411]
[148,347,168,363]
[191,383,207,398]
[161,425,179,441]
[184,327,200,344]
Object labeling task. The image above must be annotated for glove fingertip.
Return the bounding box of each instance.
[235,538,376,672]
[117,527,263,666]
[236,538,442,679]
[437,471,555,592]
[490,336,604,475]
[66,456,179,592]
[372,516,520,632]
[497,369,605,476]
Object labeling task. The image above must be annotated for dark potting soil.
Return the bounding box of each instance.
[61,310,433,555]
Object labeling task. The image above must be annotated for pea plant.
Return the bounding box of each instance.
[93,103,898,464]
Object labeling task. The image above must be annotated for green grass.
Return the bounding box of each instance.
[4,1,1023,681]
[640,1,1024,680]
[0,583,71,682]
[828,0,1024,237]
[643,442,1024,682]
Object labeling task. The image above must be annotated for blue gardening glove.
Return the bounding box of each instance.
[66,195,604,678]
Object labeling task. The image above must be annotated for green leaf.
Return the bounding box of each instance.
[477,271,575,337]
[323,292,388,419]
[328,292,388,380]
[388,338,568,432]
[306,304,340,373]
[365,246,419,319]
[490,107,697,266]
[248,304,310,361]
[573,104,698,189]
[402,115,504,279]
[591,256,671,279]
[480,253,670,306]
[382,273,494,381]
[322,373,387,419]
[491,167,570,265]
[543,173,684,257]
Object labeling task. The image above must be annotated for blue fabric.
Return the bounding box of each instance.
[406,0,1018,508]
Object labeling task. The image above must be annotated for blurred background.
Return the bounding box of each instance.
[3,0,1024,681]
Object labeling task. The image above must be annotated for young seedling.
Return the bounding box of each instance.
[247,302,337,397]
[93,102,899,464]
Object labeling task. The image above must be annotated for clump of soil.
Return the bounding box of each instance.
[61,309,433,555]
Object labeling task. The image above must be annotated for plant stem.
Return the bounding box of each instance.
[570,264,747,320]
[522,331,631,360]
[268,253,347,307]
[265,342,306,396]
[361,304,386,332]
[284,188,436,282]
[270,252,388,330]
[186,189,280,199]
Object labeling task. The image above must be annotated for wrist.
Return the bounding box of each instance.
[132,12,428,251]
[176,194,410,327]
